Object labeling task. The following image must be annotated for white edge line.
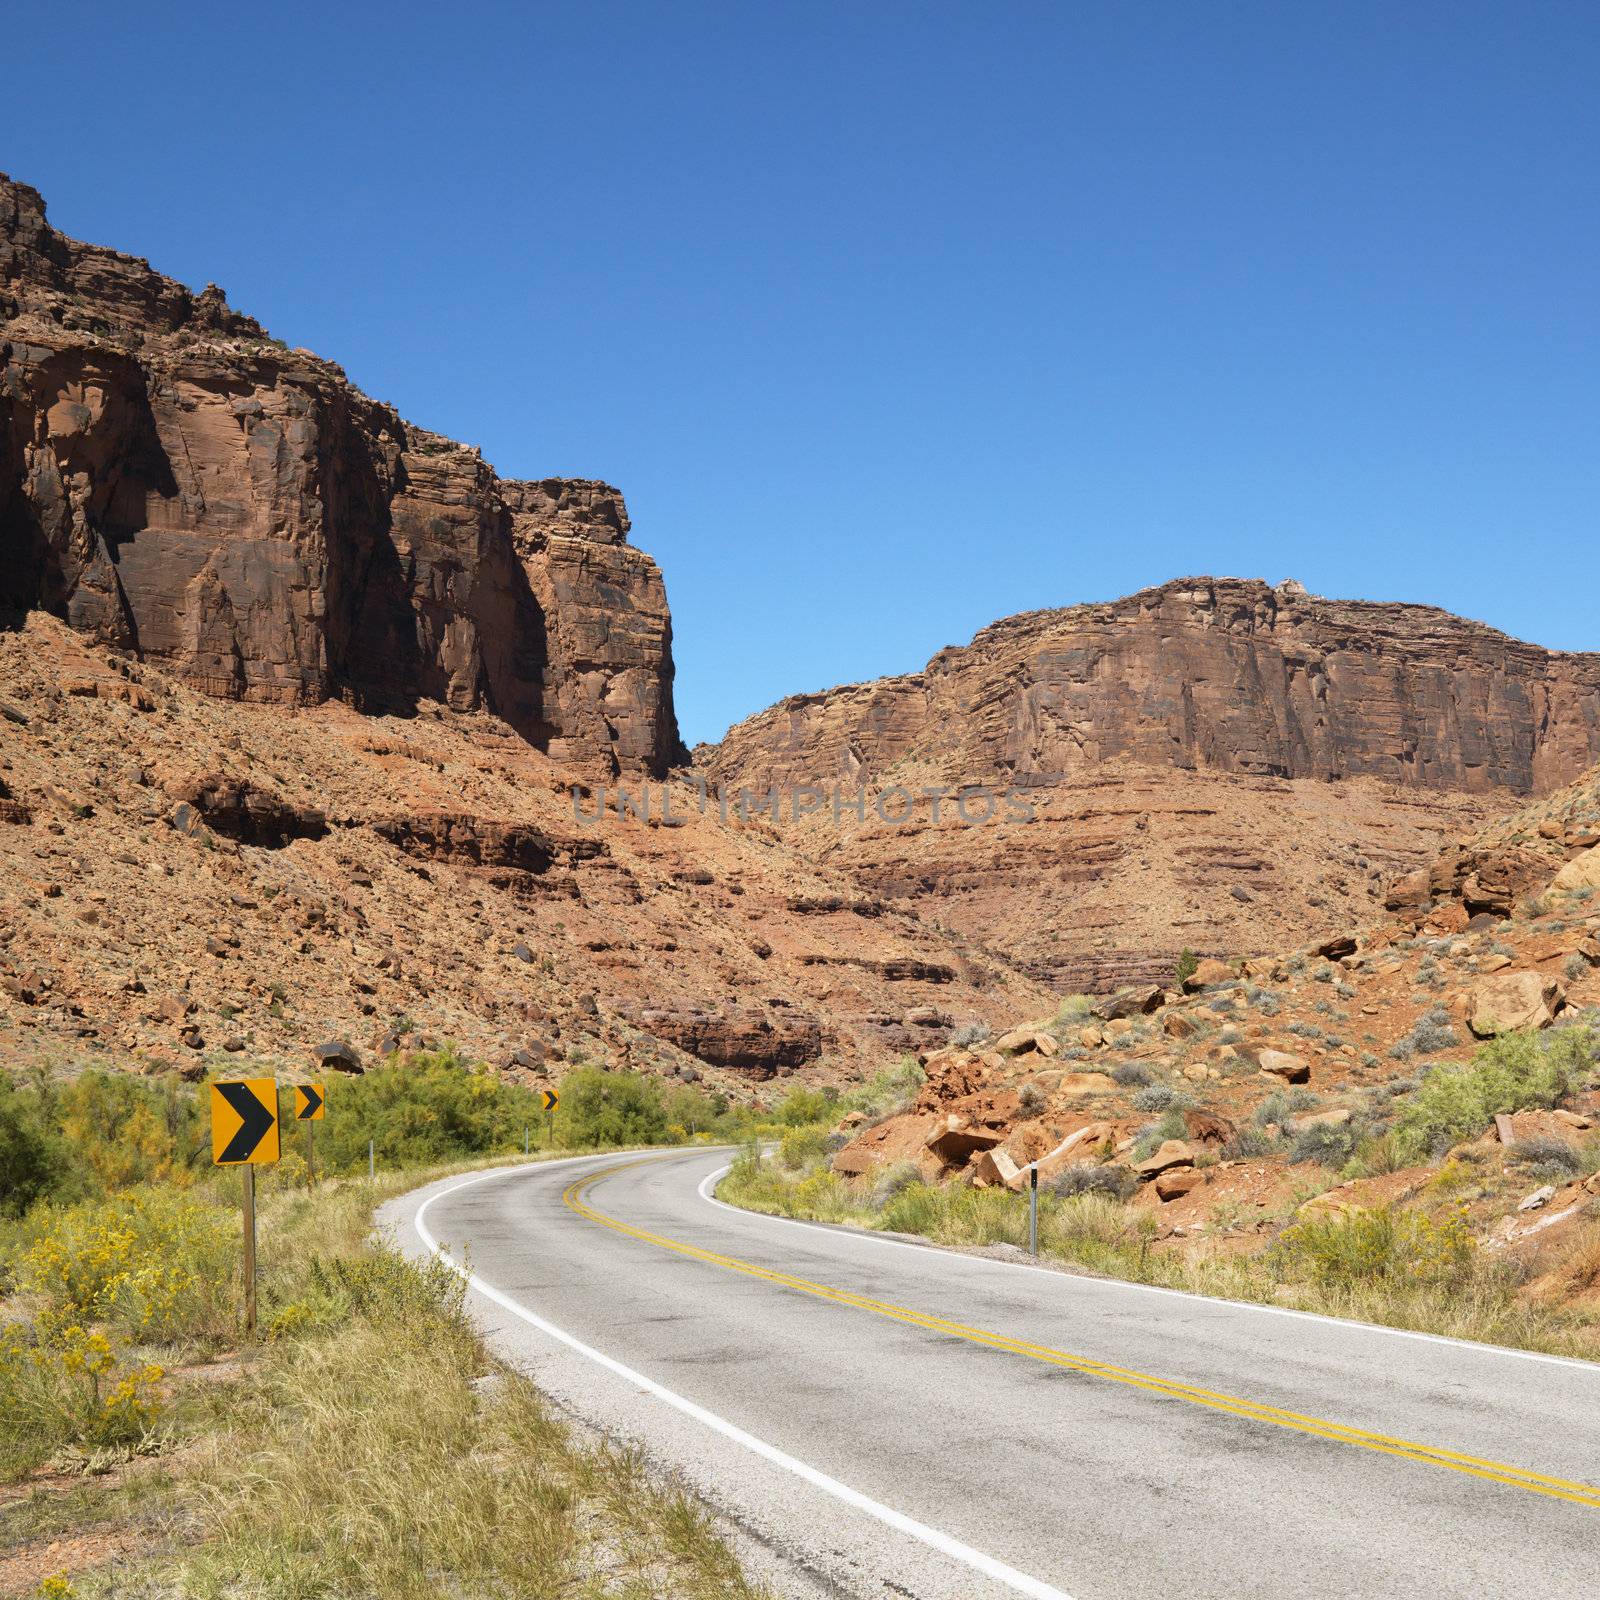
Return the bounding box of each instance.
[410,1163,1075,1600]
[695,1164,1600,1375]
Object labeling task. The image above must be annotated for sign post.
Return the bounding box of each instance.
[210,1078,280,1337]
[294,1082,325,1190]
[541,1086,560,1148]
[1029,1163,1039,1258]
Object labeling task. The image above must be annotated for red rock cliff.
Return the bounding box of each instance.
[0,174,682,775]
[706,578,1600,797]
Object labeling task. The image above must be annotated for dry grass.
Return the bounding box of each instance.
[2,1156,769,1599]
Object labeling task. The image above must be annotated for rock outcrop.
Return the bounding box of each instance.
[1,173,681,775]
[706,577,1600,797]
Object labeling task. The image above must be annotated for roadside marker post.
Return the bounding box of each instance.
[541,1086,560,1147]
[1029,1163,1039,1257]
[524,1124,530,1156]
[369,1139,375,1182]
[210,1078,280,1337]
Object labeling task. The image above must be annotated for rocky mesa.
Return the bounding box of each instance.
[0,172,679,775]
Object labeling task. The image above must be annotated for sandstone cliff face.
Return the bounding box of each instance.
[702,578,1600,992]
[0,174,681,774]
[706,578,1600,797]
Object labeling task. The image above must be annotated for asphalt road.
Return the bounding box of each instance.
[380,1149,1600,1599]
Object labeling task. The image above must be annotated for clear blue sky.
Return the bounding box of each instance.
[9,1,1597,746]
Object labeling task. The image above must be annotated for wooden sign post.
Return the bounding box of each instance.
[210,1078,280,1337]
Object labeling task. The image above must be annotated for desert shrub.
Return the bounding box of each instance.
[1507,1136,1587,1181]
[843,1055,926,1122]
[1335,981,1357,1000]
[1290,1120,1359,1168]
[1392,1006,1459,1057]
[1312,963,1335,984]
[1343,1131,1406,1177]
[1566,953,1591,982]
[1049,1162,1137,1200]
[1391,1028,1591,1160]
[870,1161,924,1208]
[1112,1061,1154,1088]
[1253,1088,1320,1126]
[1175,949,1199,987]
[1053,995,1093,1025]
[24,1072,209,1197]
[1018,1082,1045,1115]
[1417,956,1444,990]
[1132,1083,1183,1113]
[777,1126,829,1170]
[949,1022,991,1049]
[0,1321,163,1462]
[1388,1037,1417,1063]
[1271,1206,1475,1288]
[1221,1127,1283,1159]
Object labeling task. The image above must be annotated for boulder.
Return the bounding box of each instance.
[994,1025,1059,1057]
[969,1146,1023,1189]
[1181,1109,1237,1148]
[1034,1121,1114,1183]
[1182,958,1235,992]
[1163,1011,1199,1040]
[314,1039,364,1074]
[924,1115,1005,1165]
[1468,973,1563,1038]
[1095,984,1163,1021]
[831,1144,877,1177]
[1315,935,1358,960]
[1134,1138,1196,1177]
[1154,1167,1205,1201]
[1553,846,1600,894]
[1258,1048,1311,1083]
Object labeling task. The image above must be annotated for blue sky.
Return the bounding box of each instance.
[9,1,1597,746]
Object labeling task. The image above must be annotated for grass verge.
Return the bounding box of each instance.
[1,1155,768,1599]
[718,1146,1600,1363]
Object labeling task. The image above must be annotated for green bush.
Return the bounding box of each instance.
[777,1126,830,1169]
[0,1076,72,1218]
[772,1085,831,1127]
[1175,949,1199,987]
[318,1059,557,1169]
[556,1067,671,1149]
[1391,1028,1592,1160]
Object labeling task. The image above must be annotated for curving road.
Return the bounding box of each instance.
[380,1149,1600,1600]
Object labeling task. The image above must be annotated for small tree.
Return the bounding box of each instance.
[1175,948,1200,987]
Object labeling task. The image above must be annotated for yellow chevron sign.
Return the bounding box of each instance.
[294,1082,326,1121]
[210,1078,280,1165]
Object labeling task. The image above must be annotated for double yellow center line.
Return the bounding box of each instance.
[563,1156,1600,1512]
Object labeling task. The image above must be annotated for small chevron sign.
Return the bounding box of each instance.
[541,1086,560,1113]
[294,1082,325,1121]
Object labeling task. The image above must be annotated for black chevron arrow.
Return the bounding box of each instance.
[218,1081,276,1162]
[297,1084,324,1120]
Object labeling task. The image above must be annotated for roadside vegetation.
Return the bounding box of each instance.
[721,1026,1600,1363]
[0,1058,782,1598]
